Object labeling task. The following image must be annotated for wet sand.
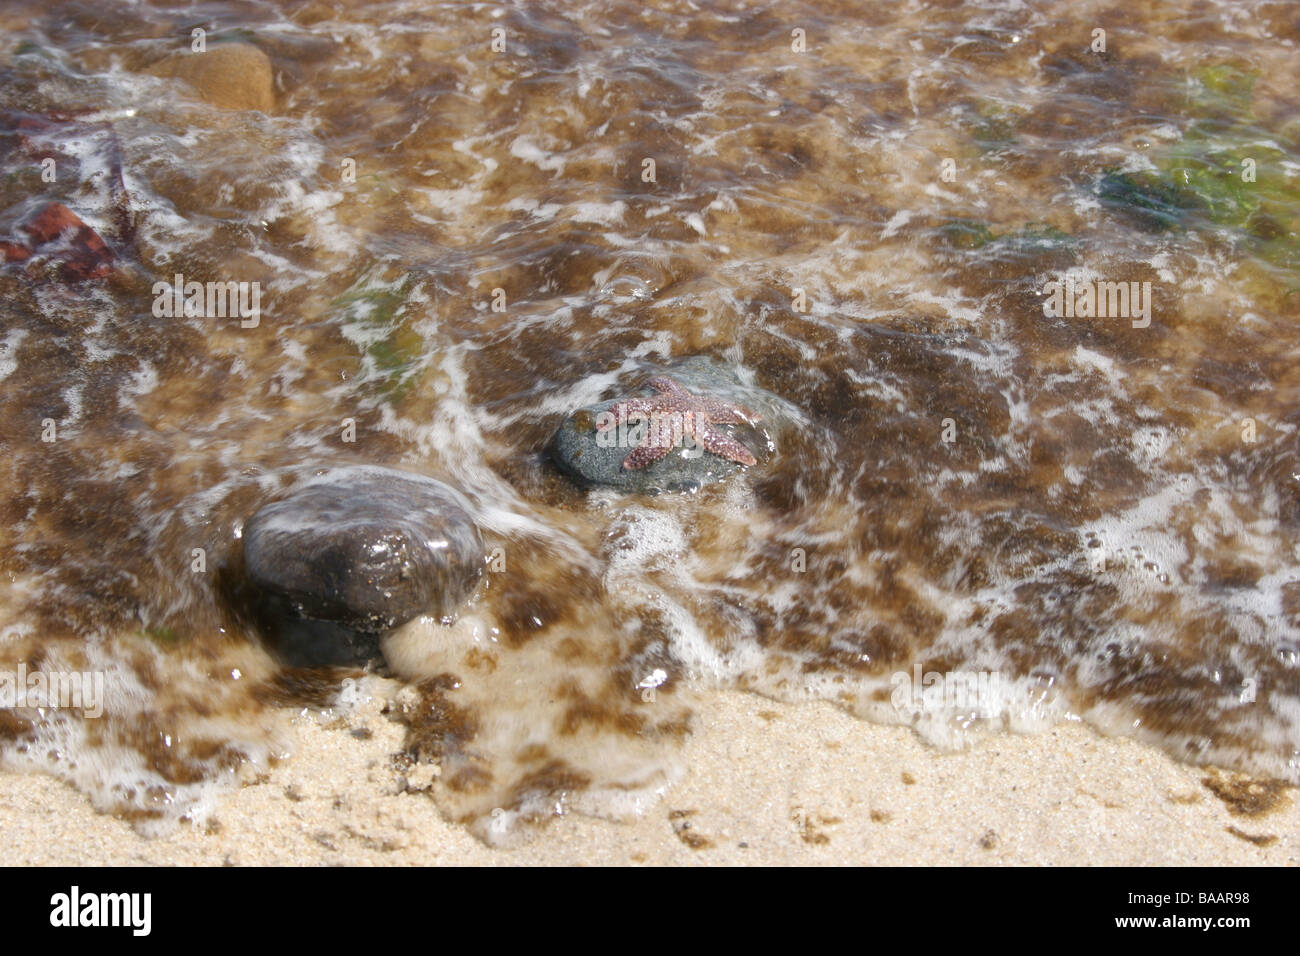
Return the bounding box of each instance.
[5,691,1294,866]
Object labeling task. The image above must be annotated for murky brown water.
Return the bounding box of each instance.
[1,0,1298,842]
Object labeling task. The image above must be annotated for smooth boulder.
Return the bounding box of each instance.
[243,466,483,665]
[150,43,275,112]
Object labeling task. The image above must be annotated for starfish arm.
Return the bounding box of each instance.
[697,397,761,425]
[647,376,690,398]
[623,438,676,470]
[602,397,655,427]
[699,426,757,466]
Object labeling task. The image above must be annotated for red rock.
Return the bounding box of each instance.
[9,202,114,280]
[0,240,31,262]
[23,201,85,244]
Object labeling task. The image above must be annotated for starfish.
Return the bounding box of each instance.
[597,376,762,470]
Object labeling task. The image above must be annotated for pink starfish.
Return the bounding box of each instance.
[598,376,762,470]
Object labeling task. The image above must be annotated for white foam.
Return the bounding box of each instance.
[0,329,28,382]
[509,135,566,174]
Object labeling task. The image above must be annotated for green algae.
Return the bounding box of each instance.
[1097,170,1198,232]
[964,100,1025,154]
[938,219,1075,255]
[331,269,428,404]
[1099,63,1300,284]
[143,626,179,646]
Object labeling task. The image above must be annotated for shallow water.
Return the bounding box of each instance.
[1,0,1298,842]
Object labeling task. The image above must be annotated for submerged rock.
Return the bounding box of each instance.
[551,356,780,493]
[150,43,275,113]
[0,202,115,281]
[243,466,483,665]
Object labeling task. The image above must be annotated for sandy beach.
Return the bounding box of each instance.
[4,690,1294,866]
[3,0,1298,869]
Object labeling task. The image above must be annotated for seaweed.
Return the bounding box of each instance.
[143,626,179,646]
[1097,170,1199,232]
[964,101,1024,154]
[938,219,1075,256]
[331,269,428,403]
[12,41,57,60]
[1097,63,1300,283]
[354,172,399,197]
[939,218,997,250]
[993,223,1075,255]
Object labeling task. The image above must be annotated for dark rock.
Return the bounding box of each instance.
[243,466,483,665]
[551,356,782,493]
[254,616,386,670]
